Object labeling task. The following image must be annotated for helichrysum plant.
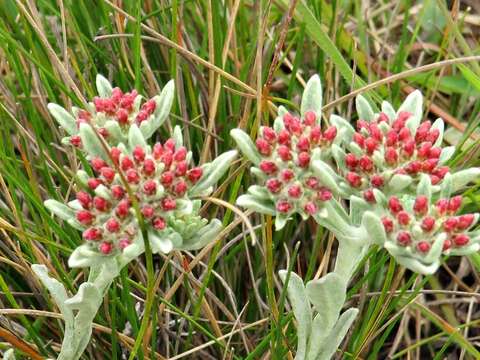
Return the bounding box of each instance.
[231,75,480,360]
[34,75,237,360]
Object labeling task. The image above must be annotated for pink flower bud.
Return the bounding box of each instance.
[83,228,102,241]
[277,145,292,161]
[369,124,383,141]
[397,111,412,122]
[413,196,428,215]
[378,112,389,122]
[161,151,173,168]
[77,110,91,122]
[296,136,310,151]
[262,127,277,143]
[405,160,422,175]
[430,175,440,185]
[443,217,458,232]
[175,161,188,176]
[453,234,470,246]
[115,199,130,218]
[305,176,319,189]
[76,210,93,225]
[435,199,449,215]
[353,133,365,147]
[402,139,416,157]
[93,196,109,212]
[448,196,462,213]
[99,242,113,254]
[364,138,378,155]
[106,218,120,232]
[345,153,358,170]
[310,126,322,143]
[422,158,438,172]
[111,185,125,199]
[276,200,292,213]
[385,130,398,146]
[428,147,441,159]
[136,110,149,123]
[426,129,440,143]
[388,196,403,214]
[76,191,92,209]
[164,138,176,152]
[442,239,452,251]
[174,181,188,196]
[416,241,431,253]
[359,156,374,172]
[384,147,398,165]
[142,205,155,218]
[121,156,134,171]
[93,97,105,112]
[143,159,156,176]
[143,180,157,195]
[415,121,431,142]
[297,152,310,168]
[287,185,302,198]
[281,169,295,182]
[153,143,163,159]
[98,128,109,138]
[266,178,282,193]
[432,166,449,180]
[91,157,107,172]
[101,167,116,182]
[346,172,362,188]
[161,171,174,186]
[371,175,384,188]
[142,99,156,113]
[304,202,317,215]
[318,188,332,201]
[398,127,411,141]
[278,130,291,146]
[323,126,337,142]
[397,211,410,226]
[120,93,135,110]
[256,138,271,156]
[382,217,394,233]
[303,111,316,126]
[88,178,102,190]
[417,142,432,159]
[286,116,302,134]
[116,108,129,125]
[456,214,475,230]
[111,87,123,102]
[152,217,166,230]
[161,198,177,211]
[357,120,369,132]
[187,167,203,183]
[126,169,140,184]
[174,147,187,162]
[110,147,121,164]
[363,189,375,203]
[70,135,82,147]
[397,231,411,246]
[421,216,435,232]
[119,238,131,249]
[131,147,145,163]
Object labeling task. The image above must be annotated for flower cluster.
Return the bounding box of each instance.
[254,111,337,216]
[340,111,449,201]
[72,139,203,255]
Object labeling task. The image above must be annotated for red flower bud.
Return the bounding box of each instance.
[397,111,412,122]
[91,157,107,172]
[305,176,319,189]
[111,87,123,102]
[345,153,358,170]
[101,167,116,182]
[448,196,462,213]
[384,147,398,165]
[276,200,292,213]
[323,126,337,142]
[397,231,411,246]
[175,161,188,176]
[116,108,129,125]
[76,191,92,209]
[364,138,378,155]
[382,217,394,233]
[435,199,448,215]
[259,160,278,175]
[318,188,332,201]
[398,127,411,141]
[277,130,291,146]
[93,196,109,211]
[143,158,156,176]
[363,189,375,203]
[297,136,310,151]
[443,217,458,232]
[99,242,113,254]
[142,99,156,113]
[304,202,317,215]
[83,228,102,241]
[161,198,177,211]
[153,143,163,159]
[359,156,374,172]
[378,112,389,122]
[426,129,439,143]
[421,216,436,232]
[369,124,383,141]
[428,147,441,159]
[346,172,362,188]
[417,142,432,159]
[173,147,187,163]
[115,200,130,217]
[353,133,365,147]
[119,238,131,249]
[397,211,410,226]
[70,135,82,147]
[256,138,271,156]
[133,146,146,162]
[281,169,295,182]
[413,196,428,215]
[142,205,155,218]
[456,214,475,230]
[136,110,149,123]
[416,241,431,253]
[303,111,316,126]
[310,126,322,143]
[126,169,140,184]
[385,130,398,146]
[388,196,403,213]
[357,120,369,132]
[262,127,277,143]
[402,139,416,157]
[422,158,438,172]
[106,218,120,232]
[161,151,173,168]
[164,139,176,152]
[432,166,449,180]
[152,217,166,230]
[88,178,102,190]
[111,185,125,199]
[286,116,302,134]
[266,178,282,193]
[76,210,93,225]
[98,128,109,138]
[297,152,310,168]
[288,185,302,198]
[453,234,470,246]
[174,181,188,196]
[277,145,292,161]
[187,167,203,183]
[442,239,452,251]
[143,180,157,195]
[110,147,121,164]
[371,175,384,188]
[405,160,422,175]
[415,121,431,142]
[121,156,134,171]
[161,171,174,186]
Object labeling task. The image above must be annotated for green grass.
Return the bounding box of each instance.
[0,0,480,359]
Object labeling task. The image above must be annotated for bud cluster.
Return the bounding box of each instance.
[342,111,448,201]
[254,111,337,217]
[69,87,157,148]
[381,194,478,256]
[73,140,203,255]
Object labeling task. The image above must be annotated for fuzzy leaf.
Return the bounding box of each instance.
[128,124,147,149]
[301,74,322,121]
[275,214,289,230]
[104,120,125,143]
[416,174,432,200]
[356,95,374,121]
[141,80,175,139]
[68,244,105,268]
[79,123,109,160]
[148,229,173,253]
[44,199,75,221]
[393,256,440,275]
[349,195,368,225]
[330,114,355,137]
[398,90,423,129]
[381,101,396,121]
[439,146,455,165]
[190,150,237,194]
[311,160,341,193]
[48,103,77,135]
[172,125,183,147]
[431,118,445,146]
[388,174,412,192]
[236,194,276,215]
[230,129,262,164]
[279,270,312,360]
[450,168,480,192]
[181,219,223,250]
[96,74,113,98]
[361,211,387,245]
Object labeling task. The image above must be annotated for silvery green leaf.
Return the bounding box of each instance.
[450,168,480,192]
[275,214,289,230]
[424,234,446,263]
[44,199,75,221]
[330,114,355,137]
[398,90,423,130]
[190,150,237,194]
[388,174,412,192]
[331,144,346,170]
[439,173,453,199]
[361,211,387,245]
[320,200,352,237]
[274,113,286,132]
[128,124,147,150]
[65,282,101,310]
[76,170,90,186]
[431,118,444,146]
[381,101,396,121]
[68,244,104,268]
[3,349,15,359]
[104,120,125,143]
[300,74,322,121]
[278,270,312,360]
[334,236,368,281]
[121,242,144,261]
[94,184,111,200]
[311,160,341,194]
[439,146,455,165]
[148,229,173,253]
[79,123,109,160]
[68,199,83,211]
[175,199,193,216]
[316,308,359,360]
[356,95,374,121]
[277,105,288,118]
[251,167,266,180]
[416,174,432,200]
[96,74,113,98]
[67,218,85,231]
[172,125,183,147]
[247,185,270,199]
[181,219,223,250]
[372,188,387,205]
[236,194,275,215]
[141,80,175,139]
[348,141,363,156]
[230,129,261,164]
[393,256,440,275]
[449,243,480,256]
[48,103,77,135]
[350,196,368,225]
